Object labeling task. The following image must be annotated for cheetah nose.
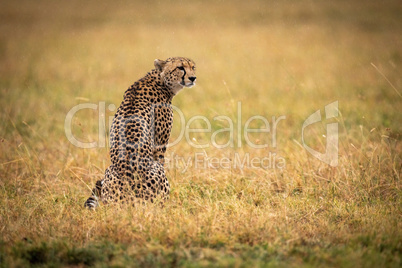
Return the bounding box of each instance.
[189,76,196,82]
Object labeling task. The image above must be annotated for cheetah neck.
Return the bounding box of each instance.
[125,69,174,103]
[147,69,174,102]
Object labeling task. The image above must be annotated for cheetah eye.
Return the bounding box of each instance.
[177,66,185,71]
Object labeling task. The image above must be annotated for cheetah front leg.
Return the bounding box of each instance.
[136,160,170,203]
[153,145,167,165]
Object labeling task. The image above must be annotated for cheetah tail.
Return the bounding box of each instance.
[84,179,103,209]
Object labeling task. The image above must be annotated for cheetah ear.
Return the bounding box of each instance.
[154,59,166,72]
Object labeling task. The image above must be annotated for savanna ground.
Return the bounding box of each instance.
[0,0,401,267]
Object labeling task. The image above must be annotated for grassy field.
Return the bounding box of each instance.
[0,0,401,267]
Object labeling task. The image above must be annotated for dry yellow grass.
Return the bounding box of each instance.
[0,0,401,266]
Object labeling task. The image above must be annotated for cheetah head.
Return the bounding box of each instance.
[154,57,196,95]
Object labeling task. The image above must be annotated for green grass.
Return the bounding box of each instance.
[0,0,401,267]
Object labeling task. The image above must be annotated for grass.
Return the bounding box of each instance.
[0,0,401,267]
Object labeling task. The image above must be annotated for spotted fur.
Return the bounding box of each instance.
[84,57,196,208]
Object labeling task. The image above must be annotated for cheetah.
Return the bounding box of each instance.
[84,57,196,208]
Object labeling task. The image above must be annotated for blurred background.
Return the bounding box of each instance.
[0,1,401,266]
[0,0,401,174]
[1,0,401,131]
[1,0,401,139]
[1,0,401,179]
